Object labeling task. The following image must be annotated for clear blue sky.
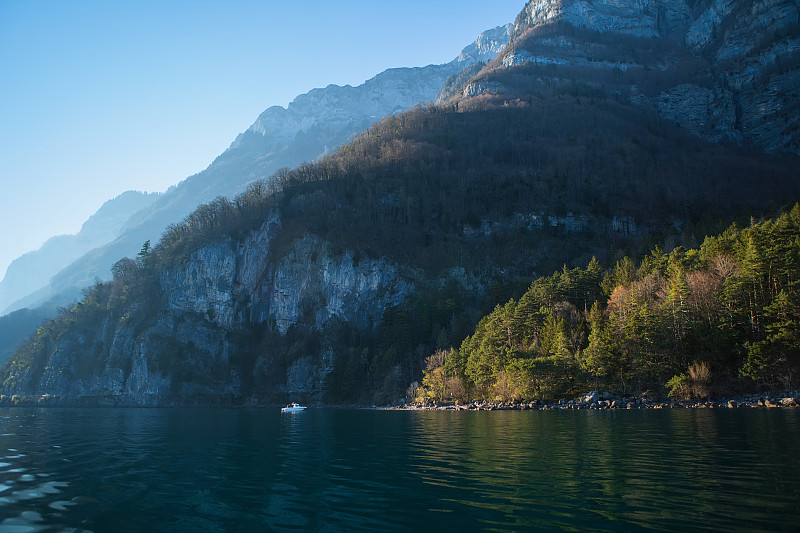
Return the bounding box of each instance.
[0,0,524,279]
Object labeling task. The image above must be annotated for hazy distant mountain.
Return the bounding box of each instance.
[0,307,53,365]
[0,190,158,313]
[1,25,512,315]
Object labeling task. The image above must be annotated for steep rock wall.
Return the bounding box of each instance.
[260,235,410,334]
[2,213,414,404]
[487,0,800,155]
[514,0,691,39]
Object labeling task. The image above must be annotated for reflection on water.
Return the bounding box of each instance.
[408,409,800,532]
[0,408,797,531]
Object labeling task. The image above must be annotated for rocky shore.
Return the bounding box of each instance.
[399,390,800,411]
[2,390,799,411]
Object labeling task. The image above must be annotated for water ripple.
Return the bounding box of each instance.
[0,408,798,531]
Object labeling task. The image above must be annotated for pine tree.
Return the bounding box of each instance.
[743,290,800,390]
[510,290,545,351]
[664,261,690,342]
[136,240,152,267]
[582,301,614,390]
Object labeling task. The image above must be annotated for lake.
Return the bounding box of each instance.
[0,407,798,532]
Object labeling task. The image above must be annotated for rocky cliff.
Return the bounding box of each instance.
[460,0,800,155]
[514,0,691,38]
[1,210,414,405]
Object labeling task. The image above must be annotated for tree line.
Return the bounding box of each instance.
[415,205,800,403]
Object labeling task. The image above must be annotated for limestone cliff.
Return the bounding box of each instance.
[514,0,691,38]
[1,211,415,405]
[462,0,800,155]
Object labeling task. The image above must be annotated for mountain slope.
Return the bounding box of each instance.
[3,98,796,406]
[460,0,800,154]
[2,26,512,315]
[416,206,800,403]
[0,307,54,366]
[2,2,799,406]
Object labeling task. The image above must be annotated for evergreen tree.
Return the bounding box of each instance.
[743,290,800,390]
[582,301,614,390]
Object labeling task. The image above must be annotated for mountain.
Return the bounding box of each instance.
[0,190,158,313]
[1,1,799,407]
[0,25,512,316]
[466,0,800,155]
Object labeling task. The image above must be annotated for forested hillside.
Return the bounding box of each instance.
[155,99,799,274]
[416,207,800,403]
[2,97,798,405]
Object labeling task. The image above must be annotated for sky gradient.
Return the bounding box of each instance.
[0,0,524,280]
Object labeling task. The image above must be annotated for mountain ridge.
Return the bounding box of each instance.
[0,191,158,313]
[0,25,513,316]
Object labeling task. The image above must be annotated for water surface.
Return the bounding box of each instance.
[0,408,797,531]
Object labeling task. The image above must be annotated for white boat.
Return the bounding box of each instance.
[281,403,307,412]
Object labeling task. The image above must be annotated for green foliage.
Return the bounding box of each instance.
[742,289,800,389]
[436,206,800,401]
[137,240,151,265]
[581,301,617,388]
[666,373,690,400]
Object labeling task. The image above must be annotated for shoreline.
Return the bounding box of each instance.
[0,391,798,410]
[393,390,800,411]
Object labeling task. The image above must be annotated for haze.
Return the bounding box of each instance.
[0,0,522,279]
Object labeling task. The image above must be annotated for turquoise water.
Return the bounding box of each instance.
[0,408,798,531]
